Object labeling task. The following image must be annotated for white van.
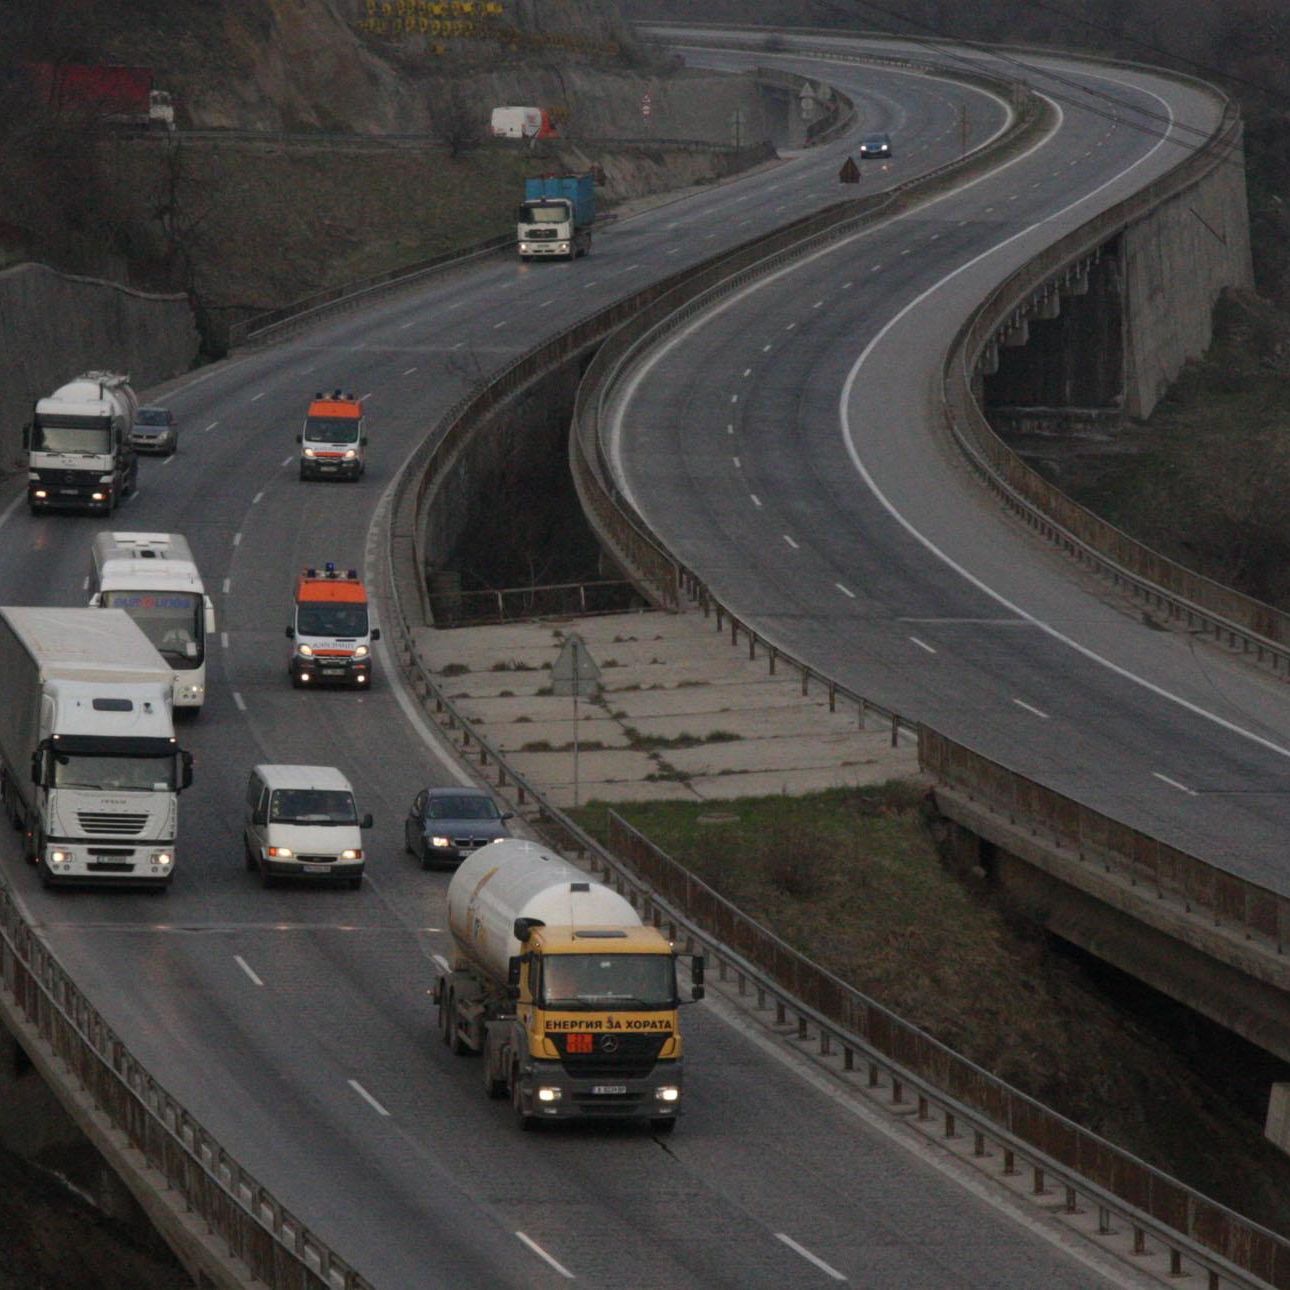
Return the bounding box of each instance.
[243,764,371,889]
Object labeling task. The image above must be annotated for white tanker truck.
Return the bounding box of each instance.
[437,838,704,1131]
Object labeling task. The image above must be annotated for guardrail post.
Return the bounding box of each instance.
[768,647,776,676]
[890,715,898,747]
[1133,1226,1146,1256]
[868,1061,879,1088]
[828,682,836,713]
[1002,1148,1017,1175]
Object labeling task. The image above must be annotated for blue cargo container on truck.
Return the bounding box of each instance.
[517,173,595,260]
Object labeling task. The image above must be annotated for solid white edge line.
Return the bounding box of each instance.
[775,1233,847,1282]
[909,636,937,655]
[783,535,799,549]
[234,956,263,987]
[252,491,264,505]
[232,532,243,547]
[1153,772,1198,797]
[220,631,229,649]
[232,691,247,712]
[835,583,855,599]
[514,1232,575,1280]
[348,1079,390,1117]
[222,578,231,594]
[431,953,451,974]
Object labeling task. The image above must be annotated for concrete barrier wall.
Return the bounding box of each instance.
[1122,130,1254,417]
[0,263,199,474]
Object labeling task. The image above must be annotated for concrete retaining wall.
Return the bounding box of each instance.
[0,263,199,475]
[1121,130,1253,418]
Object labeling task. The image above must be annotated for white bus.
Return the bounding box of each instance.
[89,532,215,714]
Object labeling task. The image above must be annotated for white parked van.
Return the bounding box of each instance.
[243,764,371,889]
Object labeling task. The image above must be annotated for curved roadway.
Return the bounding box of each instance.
[0,36,1177,1290]
[612,36,1290,889]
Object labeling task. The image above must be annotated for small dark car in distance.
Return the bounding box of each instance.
[858,132,892,160]
[405,786,513,869]
[130,406,178,455]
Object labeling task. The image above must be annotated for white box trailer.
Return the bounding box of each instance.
[0,607,192,889]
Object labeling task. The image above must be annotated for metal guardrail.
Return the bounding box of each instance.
[0,884,374,1290]
[376,52,1290,1287]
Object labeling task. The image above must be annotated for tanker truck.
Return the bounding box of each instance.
[25,372,139,515]
[437,838,704,1131]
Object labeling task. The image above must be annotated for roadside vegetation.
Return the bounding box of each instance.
[570,783,1290,1237]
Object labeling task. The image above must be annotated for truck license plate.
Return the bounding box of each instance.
[592,1085,627,1095]
[303,864,329,874]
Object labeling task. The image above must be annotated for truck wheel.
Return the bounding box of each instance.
[244,842,257,872]
[445,994,468,1055]
[483,1054,506,1100]
[510,1067,534,1130]
[438,993,451,1045]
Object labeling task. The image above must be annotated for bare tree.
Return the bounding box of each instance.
[432,81,484,158]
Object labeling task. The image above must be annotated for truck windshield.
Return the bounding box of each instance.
[53,753,175,791]
[269,789,357,824]
[521,202,566,224]
[102,591,202,667]
[541,954,676,1009]
[304,417,360,443]
[33,417,112,454]
[296,604,368,637]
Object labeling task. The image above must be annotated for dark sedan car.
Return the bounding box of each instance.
[404,786,513,869]
[858,132,892,160]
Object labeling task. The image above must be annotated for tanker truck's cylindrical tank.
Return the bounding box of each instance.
[447,839,642,984]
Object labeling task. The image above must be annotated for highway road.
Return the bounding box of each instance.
[0,34,1187,1289]
[612,37,1290,890]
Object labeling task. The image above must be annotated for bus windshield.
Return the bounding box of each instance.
[102,591,203,667]
[540,954,676,1009]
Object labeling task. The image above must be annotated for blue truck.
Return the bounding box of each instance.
[517,173,595,260]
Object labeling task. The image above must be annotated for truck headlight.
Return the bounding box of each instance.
[353,645,368,658]
[655,1086,680,1103]
[50,849,71,863]
[536,1086,562,1103]
[303,448,317,458]
[91,492,107,501]
[343,449,357,460]
[151,851,172,867]
[298,644,314,657]
[557,243,569,252]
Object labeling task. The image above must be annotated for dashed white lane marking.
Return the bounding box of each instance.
[762,343,772,351]
[730,394,739,404]
[446,299,464,309]
[234,956,263,987]
[348,1080,391,1118]
[431,953,451,974]
[842,281,854,289]
[82,576,89,590]
[813,300,824,309]
[785,322,796,330]
[232,691,247,712]
[398,320,417,330]
[515,1233,574,1280]
[281,456,293,467]
[222,578,231,594]
[732,456,741,469]
[750,494,762,508]
[250,392,265,402]
[742,368,752,377]
[783,535,799,550]
[835,583,855,599]
[665,247,680,255]
[450,341,465,350]
[203,421,218,433]
[776,1233,846,1282]
[1154,772,1198,796]
[726,423,734,435]
[402,366,418,376]
[582,280,600,288]
[1013,698,1051,720]
[161,455,175,467]
[909,636,937,655]
[252,491,263,505]
[359,391,372,401]
[233,532,243,547]
[537,299,555,309]
[220,631,229,649]
[493,320,508,329]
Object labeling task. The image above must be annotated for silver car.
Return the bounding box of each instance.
[130,406,178,455]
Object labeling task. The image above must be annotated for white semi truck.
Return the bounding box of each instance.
[25,372,139,515]
[89,532,215,714]
[0,607,193,890]
[437,838,704,1131]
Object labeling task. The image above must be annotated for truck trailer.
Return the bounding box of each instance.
[25,372,139,515]
[437,838,704,1130]
[0,607,193,889]
[517,173,595,260]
